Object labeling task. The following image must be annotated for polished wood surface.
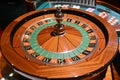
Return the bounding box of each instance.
[111,63,120,80]
[38,26,82,52]
[0,8,118,79]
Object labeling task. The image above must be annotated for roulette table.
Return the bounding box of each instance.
[0,0,120,80]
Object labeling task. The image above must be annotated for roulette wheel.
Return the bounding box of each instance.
[0,0,119,80]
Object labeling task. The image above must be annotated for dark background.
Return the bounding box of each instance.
[103,0,120,8]
[0,0,120,30]
[0,0,27,30]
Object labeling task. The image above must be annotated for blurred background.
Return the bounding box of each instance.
[0,0,119,30]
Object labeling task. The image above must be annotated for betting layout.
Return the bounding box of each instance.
[36,1,120,29]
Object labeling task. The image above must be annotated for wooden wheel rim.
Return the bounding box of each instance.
[0,8,118,79]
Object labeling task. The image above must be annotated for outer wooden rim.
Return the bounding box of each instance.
[0,8,118,79]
